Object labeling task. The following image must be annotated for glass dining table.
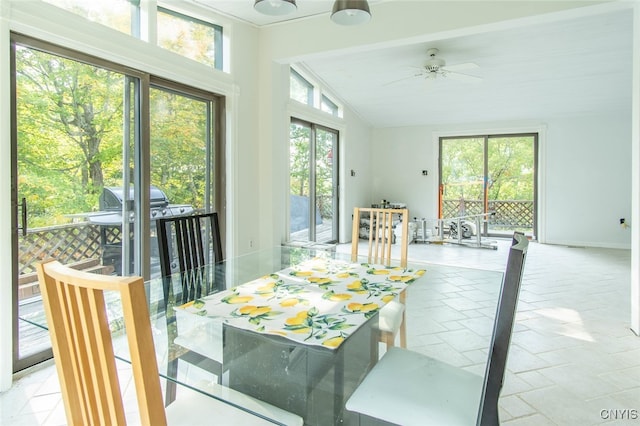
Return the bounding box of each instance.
[39,245,505,425]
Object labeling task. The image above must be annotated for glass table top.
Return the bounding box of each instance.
[35,246,505,425]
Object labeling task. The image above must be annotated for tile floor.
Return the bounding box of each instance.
[1,238,637,425]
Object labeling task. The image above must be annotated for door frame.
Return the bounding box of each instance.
[438,132,538,239]
[289,117,340,244]
[10,34,225,372]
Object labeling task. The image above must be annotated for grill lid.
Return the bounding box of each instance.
[100,185,169,211]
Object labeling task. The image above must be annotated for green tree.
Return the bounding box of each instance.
[16,46,124,225]
[290,123,311,197]
[150,88,209,209]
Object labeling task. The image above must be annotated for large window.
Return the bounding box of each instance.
[11,35,224,372]
[43,1,224,70]
[290,67,342,118]
[289,119,339,244]
[439,134,537,237]
[290,68,314,105]
[44,0,139,35]
[150,81,219,212]
[157,7,223,70]
[321,95,339,117]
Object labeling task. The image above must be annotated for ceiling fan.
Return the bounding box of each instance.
[386,48,481,86]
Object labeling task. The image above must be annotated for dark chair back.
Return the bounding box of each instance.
[156,212,223,303]
[477,231,528,425]
[156,212,225,404]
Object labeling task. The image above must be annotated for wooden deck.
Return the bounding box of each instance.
[289,220,336,244]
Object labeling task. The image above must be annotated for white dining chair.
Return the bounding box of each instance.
[346,232,528,425]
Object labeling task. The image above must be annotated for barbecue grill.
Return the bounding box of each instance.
[89,185,195,274]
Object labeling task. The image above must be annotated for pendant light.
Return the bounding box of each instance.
[254,0,297,16]
[331,0,371,25]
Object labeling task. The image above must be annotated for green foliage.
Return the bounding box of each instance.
[441,136,535,202]
[289,122,337,223]
[44,0,134,35]
[150,88,209,209]
[290,123,311,197]
[16,44,213,228]
[157,9,217,68]
[16,46,124,226]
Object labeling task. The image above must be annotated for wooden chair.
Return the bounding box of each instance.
[351,207,410,349]
[156,212,225,404]
[345,232,528,426]
[36,259,302,426]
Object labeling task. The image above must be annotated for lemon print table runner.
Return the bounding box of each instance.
[175,257,426,349]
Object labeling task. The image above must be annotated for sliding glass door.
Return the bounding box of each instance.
[149,82,221,276]
[289,119,338,244]
[11,35,224,372]
[12,38,140,370]
[439,134,537,237]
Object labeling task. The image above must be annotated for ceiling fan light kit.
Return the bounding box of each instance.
[419,48,481,82]
[382,47,481,87]
[425,48,445,73]
[253,0,372,24]
[253,0,297,16]
[331,0,371,25]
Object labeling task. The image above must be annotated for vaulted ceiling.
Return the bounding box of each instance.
[191,1,633,128]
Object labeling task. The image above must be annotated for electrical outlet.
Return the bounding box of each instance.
[422,170,428,176]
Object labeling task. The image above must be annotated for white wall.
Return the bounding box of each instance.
[226,17,260,257]
[543,113,631,248]
[371,127,439,221]
[369,113,632,249]
[338,107,373,243]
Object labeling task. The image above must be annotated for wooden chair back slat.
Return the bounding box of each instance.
[352,207,409,267]
[37,259,167,426]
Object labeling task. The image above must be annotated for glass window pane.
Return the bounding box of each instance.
[44,0,137,35]
[150,88,211,211]
[15,44,132,362]
[321,95,339,116]
[290,69,313,105]
[157,7,222,70]
[440,137,485,218]
[487,135,536,235]
[289,122,311,242]
[315,128,338,243]
[289,120,339,244]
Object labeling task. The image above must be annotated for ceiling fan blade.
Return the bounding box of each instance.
[445,71,482,82]
[382,71,424,87]
[442,62,478,72]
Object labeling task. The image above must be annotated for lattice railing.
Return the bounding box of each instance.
[441,199,534,230]
[441,199,484,219]
[18,222,121,276]
[489,200,534,228]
